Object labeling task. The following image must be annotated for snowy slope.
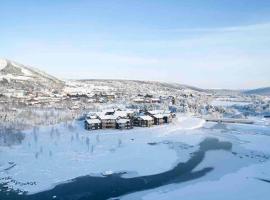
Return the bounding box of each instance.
[0,58,64,91]
[0,58,62,83]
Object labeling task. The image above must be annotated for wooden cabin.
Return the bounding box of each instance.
[152,114,164,125]
[85,118,102,130]
[146,110,173,124]
[116,118,133,129]
[133,115,154,127]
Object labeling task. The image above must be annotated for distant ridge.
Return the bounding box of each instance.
[78,79,206,93]
[244,87,270,96]
[1,58,268,96]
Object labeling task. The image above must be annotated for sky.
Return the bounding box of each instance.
[1,0,270,89]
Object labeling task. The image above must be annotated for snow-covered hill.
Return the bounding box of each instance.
[0,58,64,93]
[244,87,270,96]
[64,79,208,97]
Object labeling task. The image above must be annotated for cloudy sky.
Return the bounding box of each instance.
[1,0,270,89]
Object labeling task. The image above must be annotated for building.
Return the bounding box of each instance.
[133,97,145,103]
[98,115,118,129]
[147,110,173,124]
[85,118,102,130]
[152,114,164,125]
[84,108,173,131]
[150,98,161,103]
[116,118,133,129]
[133,115,154,127]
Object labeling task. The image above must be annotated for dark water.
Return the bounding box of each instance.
[257,178,270,183]
[0,138,232,200]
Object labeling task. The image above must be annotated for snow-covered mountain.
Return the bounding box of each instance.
[0,58,64,93]
[2,58,268,100]
[0,58,210,100]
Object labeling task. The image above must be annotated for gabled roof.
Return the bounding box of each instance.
[153,114,164,119]
[138,115,153,121]
[86,118,101,124]
[98,115,118,120]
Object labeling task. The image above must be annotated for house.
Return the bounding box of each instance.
[152,114,164,125]
[98,115,118,128]
[133,115,154,127]
[116,118,133,129]
[84,108,173,131]
[150,98,161,103]
[133,97,145,103]
[85,118,102,130]
[147,110,173,124]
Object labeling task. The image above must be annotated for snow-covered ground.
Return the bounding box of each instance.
[122,119,270,200]
[211,99,252,107]
[1,115,270,200]
[0,116,205,194]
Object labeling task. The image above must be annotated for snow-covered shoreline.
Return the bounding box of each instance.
[0,116,206,194]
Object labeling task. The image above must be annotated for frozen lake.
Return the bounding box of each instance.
[1,116,270,200]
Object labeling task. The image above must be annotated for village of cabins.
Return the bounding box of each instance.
[85,109,176,130]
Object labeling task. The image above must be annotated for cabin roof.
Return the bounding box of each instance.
[148,110,165,115]
[86,118,101,124]
[163,113,172,117]
[138,115,153,121]
[153,114,164,119]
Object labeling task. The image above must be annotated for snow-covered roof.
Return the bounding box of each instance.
[163,113,172,117]
[133,98,145,102]
[153,114,164,118]
[87,112,98,116]
[98,115,118,120]
[114,111,129,118]
[95,111,107,117]
[138,115,153,121]
[151,98,160,101]
[116,118,131,124]
[148,110,165,115]
[86,118,101,124]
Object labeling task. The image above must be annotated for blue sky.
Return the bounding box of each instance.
[1,0,270,89]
